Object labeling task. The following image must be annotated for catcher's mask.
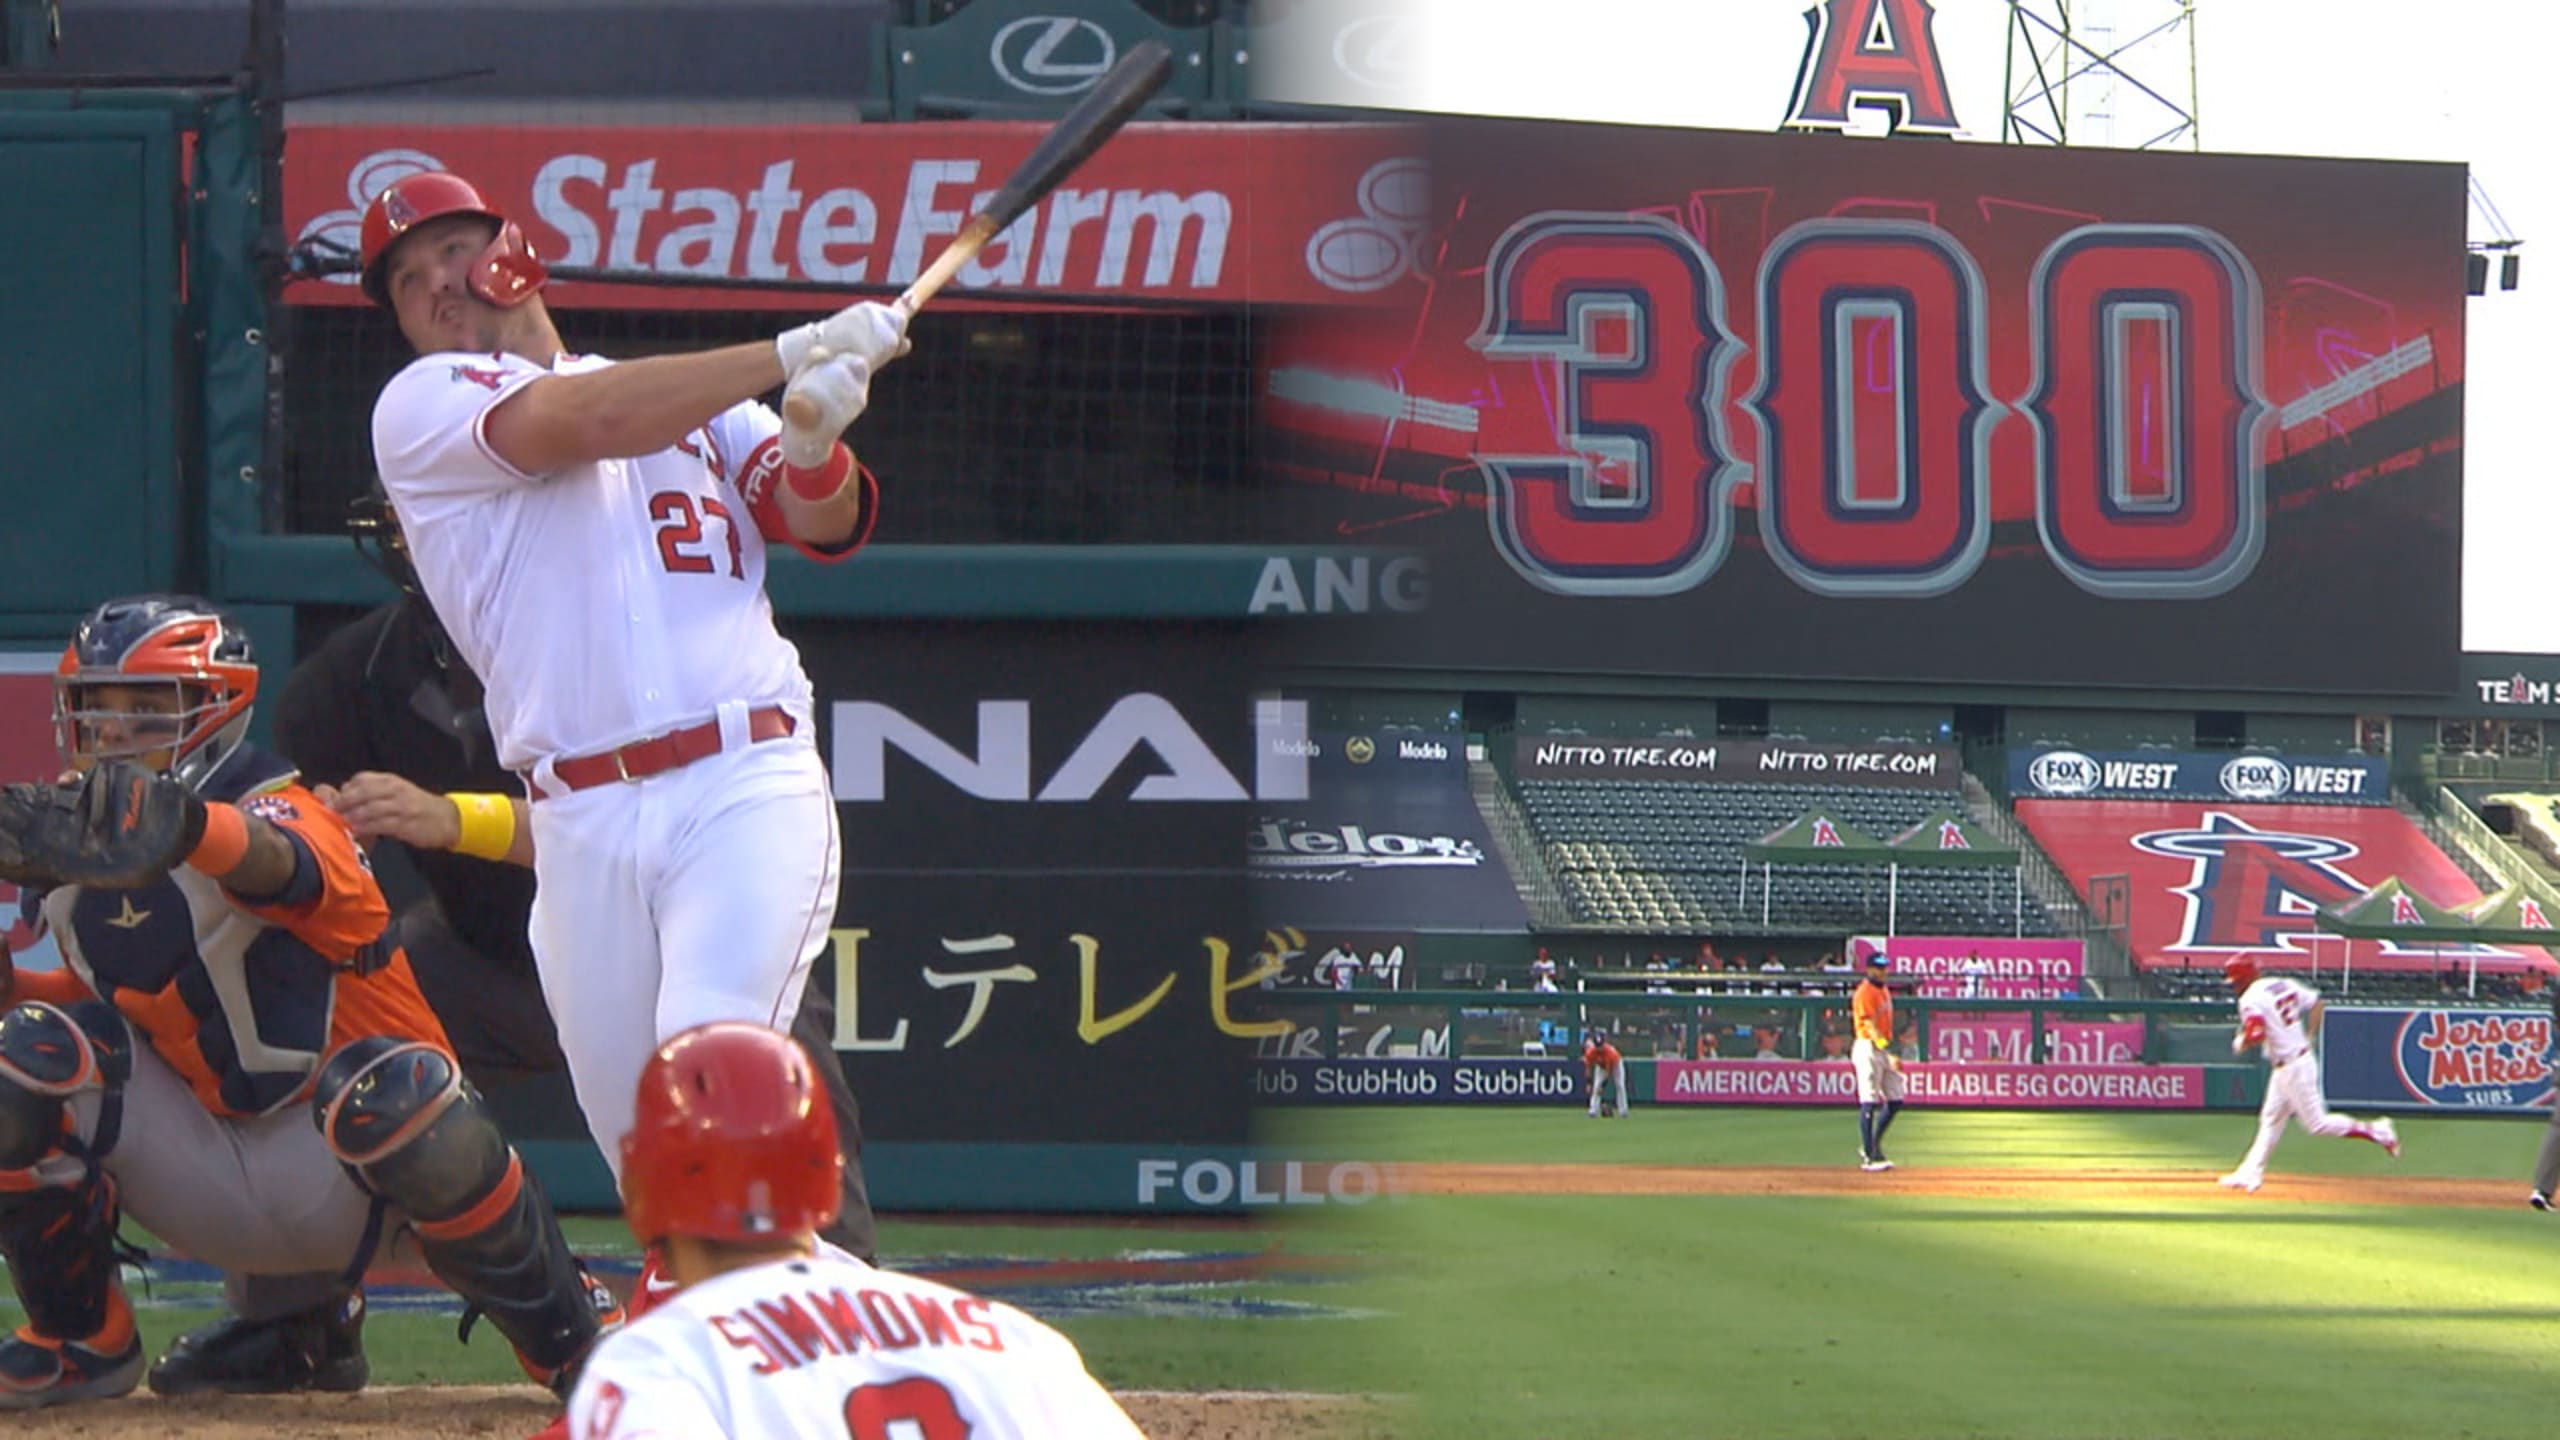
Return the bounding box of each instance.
[54,596,257,793]
[347,486,423,598]
[621,1022,842,1248]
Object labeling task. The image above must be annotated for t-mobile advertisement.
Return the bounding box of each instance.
[1849,936,2084,998]
[1653,1059,2207,1108]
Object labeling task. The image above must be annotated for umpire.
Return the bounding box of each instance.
[273,491,876,1259]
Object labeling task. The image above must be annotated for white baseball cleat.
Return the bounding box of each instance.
[2217,1172,2261,1192]
[1861,1158,1894,1172]
[2531,1191,2553,1212]
[2371,1118,2401,1158]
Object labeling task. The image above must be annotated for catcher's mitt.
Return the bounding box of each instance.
[0,760,206,891]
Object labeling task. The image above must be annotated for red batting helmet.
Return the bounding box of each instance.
[357,171,548,309]
[2224,957,2261,990]
[620,1023,842,1247]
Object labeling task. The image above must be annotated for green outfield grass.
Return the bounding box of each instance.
[1276,1106,2560,1439]
[0,1213,1378,1396]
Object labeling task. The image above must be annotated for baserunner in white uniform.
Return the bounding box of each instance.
[570,1023,1146,1440]
[2218,957,2400,1192]
[357,170,907,1301]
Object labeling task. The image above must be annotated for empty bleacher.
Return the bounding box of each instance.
[1516,777,2059,937]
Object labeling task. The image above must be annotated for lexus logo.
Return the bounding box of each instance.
[990,16,1117,96]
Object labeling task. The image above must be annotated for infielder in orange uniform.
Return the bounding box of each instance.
[1852,955,1907,1170]
[1583,1031,1628,1117]
[0,597,612,1414]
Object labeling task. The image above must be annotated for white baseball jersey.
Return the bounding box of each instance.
[566,1254,1147,1440]
[371,349,837,772]
[2239,976,2321,1063]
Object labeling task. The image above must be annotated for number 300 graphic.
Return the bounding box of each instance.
[1470,215,2271,600]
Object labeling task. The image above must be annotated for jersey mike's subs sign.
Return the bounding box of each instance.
[284,122,1422,310]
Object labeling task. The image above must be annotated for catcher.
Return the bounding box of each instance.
[0,595,614,1412]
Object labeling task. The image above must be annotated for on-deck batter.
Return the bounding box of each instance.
[356,171,906,1240]
[569,1023,1145,1439]
[2219,957,2400,1192]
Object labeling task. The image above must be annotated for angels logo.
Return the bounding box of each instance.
[2390,891,2422,925]
[2520,898,2554,930]
[2130,811,2504,958]
[2395,1010,2555,1108]
[1811,817,1845,848]
[1934,820,1970,851]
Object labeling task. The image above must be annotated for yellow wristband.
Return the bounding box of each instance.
[449,792,517,861]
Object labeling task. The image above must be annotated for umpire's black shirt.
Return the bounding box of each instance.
[273,599,539,977]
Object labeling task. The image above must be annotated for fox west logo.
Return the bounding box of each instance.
[2130,811,2508,958]
[1783,0,1962,135]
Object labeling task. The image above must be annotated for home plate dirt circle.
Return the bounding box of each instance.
[0,1386,1377,1439]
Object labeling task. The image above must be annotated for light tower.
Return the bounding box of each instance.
[2001,0,2199,150]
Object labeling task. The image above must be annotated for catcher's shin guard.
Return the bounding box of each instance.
[0,997,139,1348]
[314,1038,609,1391]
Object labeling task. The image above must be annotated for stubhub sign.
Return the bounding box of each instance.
[2011,747,2385,805]
[1251,1057,1582,1104]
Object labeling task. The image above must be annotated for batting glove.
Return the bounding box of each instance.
[776,300,911,380]
[780,350,874,468]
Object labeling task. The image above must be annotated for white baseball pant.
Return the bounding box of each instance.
[1588,1066,1628,1116]
[525,722,840,1184]
[1853,1039,1907,1104]
[2226,1054,2371,1186]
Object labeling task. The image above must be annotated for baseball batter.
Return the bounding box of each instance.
[356,173,904,1238]
[1852,955,1906,1170]
[0,597,612,1411]
[2219,958,2399,1192]
[569,1023,1145,1439]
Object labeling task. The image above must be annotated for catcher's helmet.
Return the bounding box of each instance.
[357,170,547,310]
[54,596,258,793]
[2224,957,2261,990]
[346,485,423,598]
[621,1022,842,1247]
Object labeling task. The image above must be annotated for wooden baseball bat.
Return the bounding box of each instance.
[784,38,1176,427]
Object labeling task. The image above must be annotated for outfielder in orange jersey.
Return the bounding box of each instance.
[1583,1032,1628,1117]
[0,597,613,1414]
[1851,955,1907,1170]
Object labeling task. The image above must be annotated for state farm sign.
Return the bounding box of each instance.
[286,123,1419,310]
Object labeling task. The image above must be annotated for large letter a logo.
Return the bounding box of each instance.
[1783,0,1962,135]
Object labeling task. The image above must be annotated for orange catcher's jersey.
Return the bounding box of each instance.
[567,1253,1147,1440]
[32,747,447,1117]
[371,349,862,774]
[2238,976,2321,1064]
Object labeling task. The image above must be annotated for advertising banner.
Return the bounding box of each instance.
[284,123,1420,311]
[1925,1016,2147,1065]
[2,654,62,975]
[1265,119,2464,694]
[1653,1059,2206,1108]
[2016,799,2532,974]
[2011,747,2388,804]
[1249,1057,1583,1105]
[1250,928,1419,990]
[1849,936,2084,998]
[2323,1006,2557,1113]
[1513,736,1961,790]
[1255,730,1528,933]
[805,620,1262,1153]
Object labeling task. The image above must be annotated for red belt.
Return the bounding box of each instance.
[530,706,795,800]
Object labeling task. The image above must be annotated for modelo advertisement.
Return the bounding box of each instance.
[2011,747,2388,804]
[800,620,1267,1210]
[1250,1056,1582,1104]
[2323,1006,2557,1113]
